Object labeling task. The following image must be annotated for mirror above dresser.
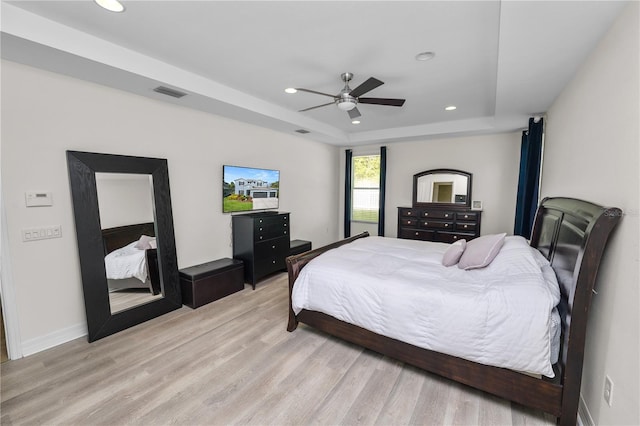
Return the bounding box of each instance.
[399,169,481,243]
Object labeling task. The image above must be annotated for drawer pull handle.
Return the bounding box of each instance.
[259,227,263,231]
[464,215,469,218]
[464,224,468,228]
[272,260,276,264]
[259,236,263,240]
[425,213,429,216]
[407,212,412,215]
[415,232,419,236]
[453,235,458,240]
[284,231,287,234]
[259,219,263,223]
[424,222,428,226]
[407,220,411,224]
[284,224,287,227]
[445,224,449,227]
[272,245,276,249]
[445,214,449,218]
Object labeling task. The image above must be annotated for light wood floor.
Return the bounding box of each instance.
[1,273,555,425]
[109,288,163,314]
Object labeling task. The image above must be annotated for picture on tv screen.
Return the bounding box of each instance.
[223,165,280,213]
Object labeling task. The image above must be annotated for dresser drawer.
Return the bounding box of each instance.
[398,208,419,218]
[421,210,454,220]
[420,219,454,230]
[254,236,289,259]
[399,228,435,240]
[436,232,476,244]
[400,218,419,227]
[456,212,477,221]
[455,222,477,232]
[254,222,289,241]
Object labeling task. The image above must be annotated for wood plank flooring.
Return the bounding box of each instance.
[1,272,556,425]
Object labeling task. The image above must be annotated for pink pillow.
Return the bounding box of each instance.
[134,235,155,250]
[458,233,506,270]
[442,239,466,267]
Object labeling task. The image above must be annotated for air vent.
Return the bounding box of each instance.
[153,86,187,99]
[295,129,310,134]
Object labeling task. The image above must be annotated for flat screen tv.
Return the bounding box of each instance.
[223,165,280,213]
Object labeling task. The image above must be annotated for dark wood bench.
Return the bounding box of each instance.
[179,258,244,308]
[289,239,312,256]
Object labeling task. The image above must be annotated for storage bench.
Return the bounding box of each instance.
[179,258,244,308]
[289,239,312,256]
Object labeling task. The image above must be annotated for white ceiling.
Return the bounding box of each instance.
[1,1,628,146]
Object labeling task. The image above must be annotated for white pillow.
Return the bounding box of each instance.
[134,235,155,250]
[441,239,466,267]
[458,233,506,270]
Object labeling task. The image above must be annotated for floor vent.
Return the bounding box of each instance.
[295,129,310,134]
[153,86,187,98]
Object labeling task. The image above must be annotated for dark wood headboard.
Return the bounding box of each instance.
[101,222,155,254]
[529,197,622,419]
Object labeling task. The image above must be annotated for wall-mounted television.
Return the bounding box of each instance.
[223,165,280,213]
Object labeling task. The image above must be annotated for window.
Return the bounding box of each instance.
[352,154,380,223]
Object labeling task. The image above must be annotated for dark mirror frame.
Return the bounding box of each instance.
[412,168,473,208]
[67,150,182,342]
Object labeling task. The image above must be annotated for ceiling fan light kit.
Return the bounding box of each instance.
[294,72,406,120]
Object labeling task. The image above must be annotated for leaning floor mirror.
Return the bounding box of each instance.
[67,151,182,342]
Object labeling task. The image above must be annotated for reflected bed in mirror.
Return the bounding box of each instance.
[67,151,181,342]
[413,169,472,208]
[101,223,162,314]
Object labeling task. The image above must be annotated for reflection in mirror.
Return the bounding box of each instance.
[413,169,472,207]
[67,150,181,342]
[95,173,163,314]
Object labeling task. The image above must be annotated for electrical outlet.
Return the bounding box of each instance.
[604,375,614,406]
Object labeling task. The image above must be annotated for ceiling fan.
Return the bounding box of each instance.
[295,72,406,119]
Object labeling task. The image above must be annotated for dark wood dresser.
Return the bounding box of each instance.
[397,207,481,243]
[232,212,290,288]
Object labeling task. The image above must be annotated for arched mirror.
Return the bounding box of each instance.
[413,169,472,208]
[67,151,181,342]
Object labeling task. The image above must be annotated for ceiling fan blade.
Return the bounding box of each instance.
[349,77,384,98]
[358,97,406,107]
[348,107,361,119]
[295,88,337,98]
[299,101,335,112]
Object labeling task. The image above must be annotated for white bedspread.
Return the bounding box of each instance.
[104,241,148,283]
[292,236,561,377]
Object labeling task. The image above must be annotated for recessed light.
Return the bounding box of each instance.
[415,51,435,61]
[285,88,297,94]
[445,105,457,111]
[94,0,125,12]
[351,120,361,125]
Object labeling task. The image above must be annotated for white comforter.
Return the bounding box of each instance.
[292,236,561,377]
[104,241,148,283]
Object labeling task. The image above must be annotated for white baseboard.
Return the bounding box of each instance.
[21,323,87,357]
[578,393,595,426]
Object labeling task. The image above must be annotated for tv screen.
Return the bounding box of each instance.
[223,165,280,213]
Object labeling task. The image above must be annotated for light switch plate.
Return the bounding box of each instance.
[22,226,62,242]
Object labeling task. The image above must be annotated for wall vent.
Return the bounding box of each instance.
[295,129,310,134]
[153,86,187,98]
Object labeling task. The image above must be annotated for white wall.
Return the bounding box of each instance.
[1,60,340,354]
[343,132,522,238]
[542,3,639,425]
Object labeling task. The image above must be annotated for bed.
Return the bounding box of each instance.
[286,197,622,425]
[102,222,161,295]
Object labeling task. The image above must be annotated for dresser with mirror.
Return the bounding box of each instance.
[397,169,481,243]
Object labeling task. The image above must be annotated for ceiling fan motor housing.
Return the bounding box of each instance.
[337,93,357,111]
